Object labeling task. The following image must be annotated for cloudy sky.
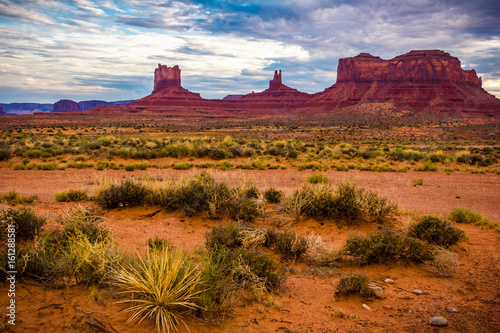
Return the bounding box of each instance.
[1,0,499,103]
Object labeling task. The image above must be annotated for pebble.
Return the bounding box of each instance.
[362,304,371,310]
[370,286,384,297]
[384,278,394,283]
[412,289,423,295]
[430,316,448,326]
[447,307,459,313]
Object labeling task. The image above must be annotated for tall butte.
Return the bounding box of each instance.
[127,64,202,108]
[309,50,500,116]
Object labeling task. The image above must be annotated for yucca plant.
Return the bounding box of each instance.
[113,247,204,333]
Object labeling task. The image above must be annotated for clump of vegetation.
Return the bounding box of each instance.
[423,247,459,277]
[205,224,243,251]
[408,216,466,247]
[334,273,376,298]
[0,207,46,240]
[225,193,264,223]
[413,178,424,186]
[305,234,340,267]
[147,236,170,250]
[96,179,148,209]
[150,173,231,216]
[449,207,488,225]
[265,230,308,260]
[264,188,283,203]
[112,247,204,333]
[283,182,394,223]
[343,230,434,265]
[55,189,89,202]
[15,206,116,288]
[307,173,328,184]
[0,190,37,204]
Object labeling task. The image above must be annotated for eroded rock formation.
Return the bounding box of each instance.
[153,64,182,92]
[77,51,500,118]
[53,99,80,113]
[336,50,481,86]
[310,50,500,116]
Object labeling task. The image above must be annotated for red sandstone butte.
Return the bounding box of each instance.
[310,50,500,116]
[127,64,202,108]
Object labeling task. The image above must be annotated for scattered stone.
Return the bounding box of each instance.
[370,286,384,297]
[384,278,394,283]
[447,307,458,313]
[430,316,448,326]
[412,289,423,295]
[362,304,371,310]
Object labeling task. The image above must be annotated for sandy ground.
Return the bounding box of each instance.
[0,168,499,332]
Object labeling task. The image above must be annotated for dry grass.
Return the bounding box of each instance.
[424,247,459,277]
[238,228,267,248]
[305,234,340,267]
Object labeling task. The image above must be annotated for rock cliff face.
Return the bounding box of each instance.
[337,50,482,86]
[310,50,500,116]
[153,64,182,93]
[53,99,80,112]
[0,105,5,115]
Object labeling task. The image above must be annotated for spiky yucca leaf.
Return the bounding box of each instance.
[113,248,204,333]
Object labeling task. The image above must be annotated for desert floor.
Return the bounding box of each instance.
[1,168,499,332]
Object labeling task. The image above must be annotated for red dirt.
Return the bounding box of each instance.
[1,169,499,332]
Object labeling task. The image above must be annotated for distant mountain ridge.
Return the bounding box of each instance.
[0,100,135,115]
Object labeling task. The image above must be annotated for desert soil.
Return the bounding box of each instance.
[0,168,499,333]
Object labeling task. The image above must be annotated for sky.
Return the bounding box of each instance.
[0,0,499,103]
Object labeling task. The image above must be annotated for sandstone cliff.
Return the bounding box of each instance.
[310,50,500,116]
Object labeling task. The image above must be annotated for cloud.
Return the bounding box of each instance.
[0,0,499,103]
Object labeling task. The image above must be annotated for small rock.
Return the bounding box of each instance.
[430,316,448,326]
[370,286,384,297]
[412,289,423,295]
[362,304,371,310]
[384,278,394,283]
[447,307,458,313]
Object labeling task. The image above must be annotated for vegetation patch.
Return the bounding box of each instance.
[408,216,466,247]
[343,230,434,265]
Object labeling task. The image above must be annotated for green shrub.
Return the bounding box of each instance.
[226,194,263,223]
[124,164,135,171]
[0,190,37,204]
[96,179,148,208]
[172,162,193,170]
[413,178,424,186]
[272,230,308,260]
[334,273,376,297]
[449,207,488,224]
[415,161,438,172]
[307,173,328,184]
[55,189,88,202]
[0,207,46,240]
[409,216,465,247]
[233,248,284,292]
[343,231,434,265]
[197,249,239,321]
[0,148,11,161]
[264,188,283,203]
[60,206,110,245]
[205,224,243,251]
